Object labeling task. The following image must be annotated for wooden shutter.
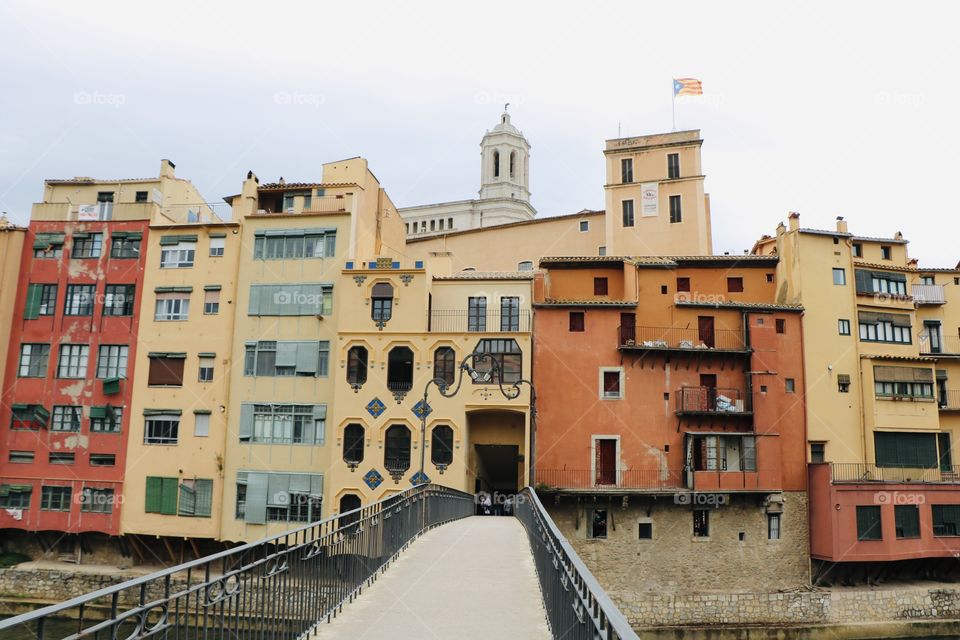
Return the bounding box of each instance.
[144,476,162,513]
[160,477,178,514]
[854,270,872,294]
[148,356,185,386]
[24,284,43,319]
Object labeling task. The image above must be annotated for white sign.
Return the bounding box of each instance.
[76,205,99,221]
[641,182,659,217]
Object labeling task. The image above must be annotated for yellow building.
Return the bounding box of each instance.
[219,159,404,543]
[121,220,241,556]
[326,256,533,513]
[0,217,26,395]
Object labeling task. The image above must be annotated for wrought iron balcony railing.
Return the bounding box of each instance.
[675,386,751,415]
[429,308,532,333]
[618,325,747,352]
[830,463,960,484]
[535,468,685,491]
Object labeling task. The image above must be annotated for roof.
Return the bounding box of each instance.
[46,176,157,185]
[433,271,534,281]
[539,255,779,269]
[534,298,638,308]
[852,235,909,245]
[675,300,804,313]
[257,182,356,191]
[405,209,604,243]
[797,227,908,245]
[539,256,635,268]
[860,354,938,363]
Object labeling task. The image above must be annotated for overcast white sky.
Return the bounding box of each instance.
[0,1,957,266]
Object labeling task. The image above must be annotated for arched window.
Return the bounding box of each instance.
[493,150,500,178]
[343,423,365,464]
[338,493,362,530]
[433,347,456,386]
[387,346,414,393]
[509,151,516,178]
[431,425,454,466]
[384,425,411,473]
[347,346,367,385]
[473,339,522,384]
[517,261,533,272]
[371,282,393,323]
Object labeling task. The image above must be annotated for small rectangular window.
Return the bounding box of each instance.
[579,220,589,232]
[810,442,826,463]
[204,289,220,315]
[594,278,608,296]
[71,233,103,259]
[621,200,635,227]
[832,268,846,285]
[90,454,116,466]
[589,509,608,539]
[693,510,709,537]
[198,356,215,382]
[767,513,781,540]
[9,451,34,464]
[135,191,148,203]
[195,413,211,437]
[667,153,680,179]
[638,522,653,540]
[598,246,606,256]
[837,374,851,393]
[669,195,682,223]
[620,158,633,183]
[40,486,72,511]
[148,355,185,386]
[785,378,796,393]
[932,504,960,536]
[856,505,882,540]
[48,452,75,465]
[602,370,622,399]
[895,505,920,539]
[209,237,225,257]
[569,312,585,332]
[881,246,892,260]
[838,319,851,335]
[144,415,180,445]
[775,319,786,334]
[676,277,690,292]
[766,273,774,282]
[727,277,744,293]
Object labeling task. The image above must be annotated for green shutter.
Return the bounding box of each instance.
[24,284,43,320]
[102,377,121,395]
[854,270,872,294]
[89,406,108,419]
[145,477,163,513]
[160,477,178,515]
[195,479,213,517]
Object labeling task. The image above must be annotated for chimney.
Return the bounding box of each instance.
[159,159,176,179]
[776,222,786,237]
[894,231,904,241]
[231,170,260,218]
[787,211,800,231]
[908,258,919,268]
[836,216,848,233]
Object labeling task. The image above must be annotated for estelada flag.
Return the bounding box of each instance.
[673,78,703,96]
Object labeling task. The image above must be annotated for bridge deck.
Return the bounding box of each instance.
[311,516,550,639]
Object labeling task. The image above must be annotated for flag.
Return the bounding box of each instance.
[673,78,703,96]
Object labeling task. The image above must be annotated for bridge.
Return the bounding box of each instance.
[0,485,637,640]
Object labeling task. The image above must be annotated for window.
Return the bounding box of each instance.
[243,404,326,445]
[148,354,185,386]
[832,268,846,285]
[110,233,141,258]
[253,228,336,260]
[767,513,781,540]
[881,246,892,260]
[343,423,365,464]
[97,191,114,203]
[90,453,116,466]
[852,243,862,258]
[155,293,190,321]
[433,347,456,386]
[594,277,608,296]
[727,277,744,293]
[669,195,682,223]
[932,505,960,536]
[856,505,882,540]
[0,485,31,509]
[135,191,148,203]
[209,237,225,257]
[693,510,709,537]
[178,479,213,517]
[145,414,181,444]
[431,425,454,466]
[194,412,210,437]
[676,277,690,292]
[384,425,411,473]
[921,275,935,285]
[57,344,89,378]
[620,158,633,183]
[775,319,786,334]
[103,284,135,316]
[667,153,680,179]
[243,341,329,377]
[493,150,500,177]
[23,283,57,318]
[40,486,72,511]
[873,366,934,400]
[569,311,585,332]
[387,346,414,393]
[766,273,774,282]
[468,296,487,332]
[601,369,623,399]
[810,442,826,463]
[71,233,103,259]
[145,477,179,515]
[837,374,851,393]
[18,343,50,377]
[638,522,653,540]
[895,505,920,539]
[875,432,938,468]
[500,296,520,331]
[785,378,796,393]
[248,283,333,316]
[589,509,608,539]
[371,282,394,324]
[855,270,907,296]
[598,246,606,256]
[203,288,220,315]
[347,346,368,385]
[34,232,65,258]
[48,452,74,465]
[838,319,851,335]
[198,356,215,382]
[51,406,82,432]
[473,339,522,384]
[64,284,95,316]
[692,434,756,472]
[90,406,122,433]
[517,261,533,271]
[621,200,635,227]
[9,451,34,464]
[159,238,196,268]
[80,488,115,514]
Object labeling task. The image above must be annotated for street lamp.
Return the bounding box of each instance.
[413,352,537,487]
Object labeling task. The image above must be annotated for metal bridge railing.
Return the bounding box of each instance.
[0,483,474,640]
[515,487,639,640]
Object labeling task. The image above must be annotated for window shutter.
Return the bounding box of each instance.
[297,284,322,315]
[295,342,319,375]
[854,270,872,294]
[24,284,43,319]
[267,473,290,507]
[239,403,254,441]
[245,472,268,524]
[247,285,261,315]
[195,479,213,517]
[275,342,298,367]
[310,474,324,498]
[289,474,311,493]
[837,374,851,385]
[178,482,197,516]
[160,477,178,514]
[144,476,162,513]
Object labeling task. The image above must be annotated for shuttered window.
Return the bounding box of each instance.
[854,269,907,295]
[238,472,323,524]
[932,505,960,536]
[248,283,333,316]
[148,354,185,386]
[874,431,938,468]
[178,479,213,517]
[856,505,882,541]
[238,403,326,445]
[252,228,336,260]
[243,341,328,377]
[145,476,179,514]
[24,284,57,319]
[895,505,920,539]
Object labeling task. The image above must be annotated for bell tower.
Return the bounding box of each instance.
[479,107,531,204]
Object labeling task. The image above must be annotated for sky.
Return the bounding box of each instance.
[0,1,957,266]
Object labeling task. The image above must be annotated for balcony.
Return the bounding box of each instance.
[429,309,532,333]
[940,390,960,411]
[675,387,751,416]
[618,325,747,353]
[830,463,960,484]
[919,331,960,356]
[912,284,946,305]
[256,195,349,215]
[534,469,683,492]
[30,201,159,222]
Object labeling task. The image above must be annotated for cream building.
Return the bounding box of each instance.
[0,217,26,395]
[399,110,535,238]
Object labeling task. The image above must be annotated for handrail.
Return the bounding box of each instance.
[515,487,638,640]
[0,483,474,639]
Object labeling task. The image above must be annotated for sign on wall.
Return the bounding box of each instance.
[641,182,659,217]
[76,205,99,221]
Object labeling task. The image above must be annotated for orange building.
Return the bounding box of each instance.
[531,255,811,592]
